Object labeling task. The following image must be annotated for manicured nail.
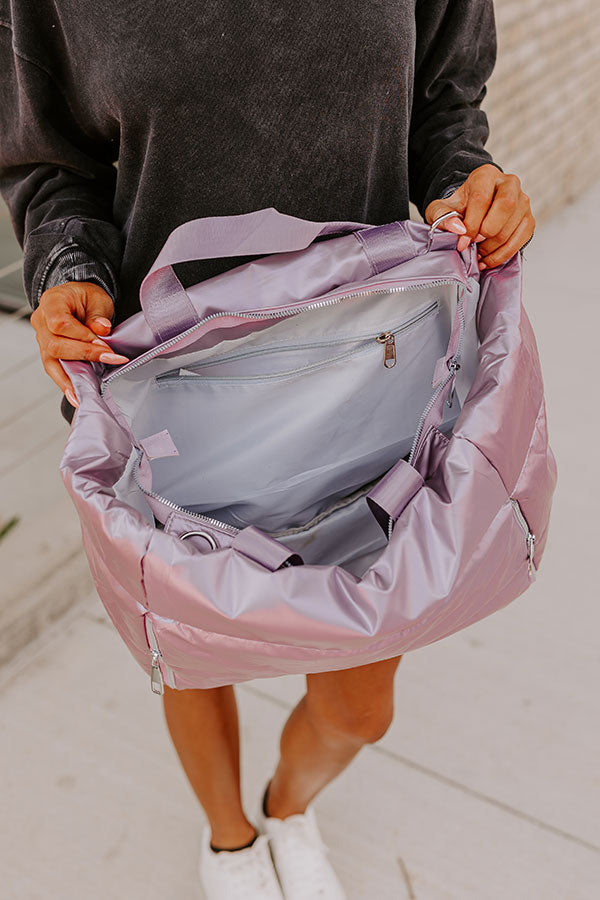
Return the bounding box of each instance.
[92,317,112,330]
[445,218,467,234]
[99,352,129,365]
[65,388,79,408]
[456,235,471,252]
[478,261,487,270]
[92,338,111,347]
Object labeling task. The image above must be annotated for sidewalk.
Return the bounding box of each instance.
[1,185,599,899]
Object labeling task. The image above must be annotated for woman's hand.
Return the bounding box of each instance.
[30,281,129,408]
[424,164,535,270]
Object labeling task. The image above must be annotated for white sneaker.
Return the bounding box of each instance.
[256,795,347,899]
[199,825,284,900]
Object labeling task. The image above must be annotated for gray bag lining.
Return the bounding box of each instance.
[109,283,463,548]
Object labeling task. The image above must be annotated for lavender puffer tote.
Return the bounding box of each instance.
[59,208,557,692]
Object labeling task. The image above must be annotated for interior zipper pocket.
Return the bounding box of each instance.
[510,498,536,578]
[102,277,465,393]
[154,300,438,385]
[144,614,175,694]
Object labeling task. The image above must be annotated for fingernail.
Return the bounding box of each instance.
[65,388,79,408]
[92,338,111,347]
[445,219,467,234]
[478,261,487,270]
[99,352,129,365]
[92,317,112,330]
[475,234,486,243]
[456,235,471,252]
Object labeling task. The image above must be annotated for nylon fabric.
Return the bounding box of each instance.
[59,210,557,691]
[123,283,457,533]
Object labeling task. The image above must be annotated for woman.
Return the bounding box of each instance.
[0,2,534,897]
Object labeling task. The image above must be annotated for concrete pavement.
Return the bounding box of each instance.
[1,183,599,899]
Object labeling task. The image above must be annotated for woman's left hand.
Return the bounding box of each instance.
[424,164,535,270]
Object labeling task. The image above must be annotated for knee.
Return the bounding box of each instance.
[307,694,394,746]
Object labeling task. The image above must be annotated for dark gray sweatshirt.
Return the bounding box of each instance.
[0,1,502,324]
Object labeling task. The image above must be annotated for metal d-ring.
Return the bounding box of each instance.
[179,530,219,550]
[426,210,465,252]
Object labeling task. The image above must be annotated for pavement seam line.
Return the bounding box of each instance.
[0,594,91,693]
[3,545,86,609]
[0,382,57,430]
[0,258,24,278]
[396,855,417,899]
[0,422,68,479]
[239,682,600,857]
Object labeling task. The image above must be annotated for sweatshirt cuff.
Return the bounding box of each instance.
[440,183,464,200]
[38,244,117,317]
[24,216,123,313]
[420,160,505,220]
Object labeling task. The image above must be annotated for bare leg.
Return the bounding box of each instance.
[162,684,257,848]
[266,656,402,819]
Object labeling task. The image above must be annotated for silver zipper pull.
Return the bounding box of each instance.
[447,360,461,408]
[526,533,536,577]
[150,650,164,695]
[376,332,396,368]
[447,381,456,408]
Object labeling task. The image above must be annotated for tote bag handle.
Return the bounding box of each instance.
[139,208,423,342]
[139,208,367,341]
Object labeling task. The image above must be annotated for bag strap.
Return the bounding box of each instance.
[139,208,365,342]
[366,460,424,538]
[139,209,420,342]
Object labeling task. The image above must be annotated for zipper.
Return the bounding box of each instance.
[154,300,437,383]
[144,614,175,694]
[133,451,240,535]
[101,277,467,393]
[36,239,77,308]
[155,306,435,386]
[446,360,460,408]
[376,332,396,368]
[407,285,467,467]
[156,300,438,382]
[271,476,380,539]
[510,498,536,578]
[132,448,381,544]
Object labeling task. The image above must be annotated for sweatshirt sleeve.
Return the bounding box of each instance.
[408,0,504,221]
[0,23,123,311]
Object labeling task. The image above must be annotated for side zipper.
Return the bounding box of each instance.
[510,498,536,578]
[407,284,467,467]
[144,614,175,694]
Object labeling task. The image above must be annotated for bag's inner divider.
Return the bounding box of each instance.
[109,283,460,534]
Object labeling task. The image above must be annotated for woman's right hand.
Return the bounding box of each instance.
[30,281,129,408]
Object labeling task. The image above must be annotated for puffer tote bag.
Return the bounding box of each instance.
[60,208,557,692]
